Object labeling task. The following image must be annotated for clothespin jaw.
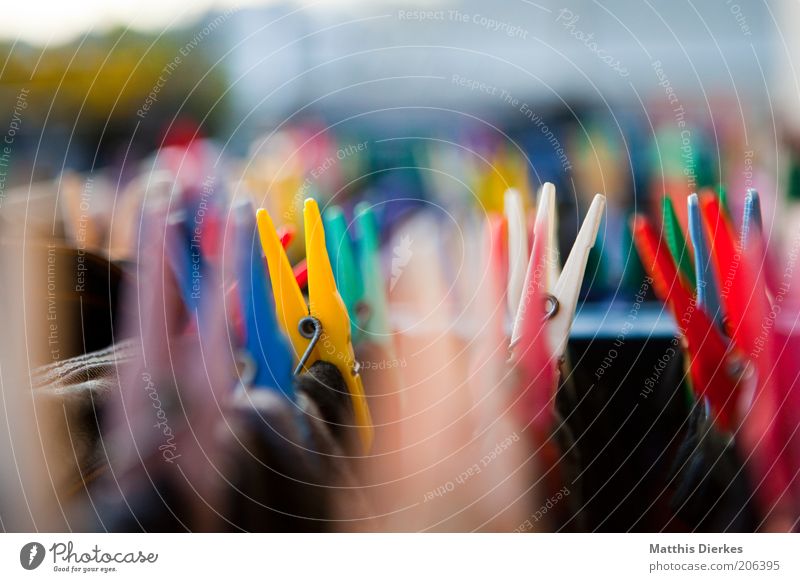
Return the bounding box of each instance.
[510,182,556,345]
[255,208,309,357]
[323,205,365,340]
[235,200,294,397]
[256,200,373,451]
[304,199,373,450]
[510,182,605,361]
[354,202,391,340]
[548,193,605,359]
[539,182,560,289]
[505,188,529,320]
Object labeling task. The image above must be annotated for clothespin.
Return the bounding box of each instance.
[504,189,528,321]
[699,194,761,355]
[234,200,294,397]
[165,210,200,316]
[741,189,763,248]
[256,198,373,451]
[511,182,606,362]
[324,205,365,340]
[632,214,744,430]
[663,196,696,289]
[277,225,295,248]
[276,224,310,288]
[354,202,391,340]
[687,193,724,330]
[717,184,730,217]
[508,183,603,437]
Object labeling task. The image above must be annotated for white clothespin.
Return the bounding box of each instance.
[504,188,528,320]
[510,182,605,359]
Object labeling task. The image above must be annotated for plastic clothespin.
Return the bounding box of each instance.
[663,196,696,289]
[511,182,606,361]
[323,205,365,340]
[687,193,724,330]
[256,199,373,451]
[277,225,295,248]
[632,215,742,430]
[234,200,294,397]
[165,210,200,315]
[276,225,309,288]
[699,194,762,355]
[717,184,730,217]
[505,188,529,321]
[741,189,763,249]
[354,202,391,340]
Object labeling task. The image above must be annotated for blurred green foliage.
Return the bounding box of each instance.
[0,23,230,149]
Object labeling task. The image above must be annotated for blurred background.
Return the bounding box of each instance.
[3,0,800,534]
[3,0,800,272]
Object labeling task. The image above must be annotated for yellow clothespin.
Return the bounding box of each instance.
[510,182,605,360]
[256,198,373,452]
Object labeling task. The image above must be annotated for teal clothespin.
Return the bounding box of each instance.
[354,202,391,341]
[662,196,696,289]
[741,189,762,249]
[687,193,724,331]
[324,205,365,341]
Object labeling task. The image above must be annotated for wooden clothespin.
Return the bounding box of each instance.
[511,182,606,361]
[504,189,528,322]
[256,199,373,452]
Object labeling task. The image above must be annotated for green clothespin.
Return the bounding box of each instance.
[662,196,696,289]
[716,184,730,218]
[323,205,365,341]
[355,202,391,342]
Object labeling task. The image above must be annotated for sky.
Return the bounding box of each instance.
[0,0,283,45]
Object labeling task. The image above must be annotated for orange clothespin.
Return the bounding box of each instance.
[256,199,373,451]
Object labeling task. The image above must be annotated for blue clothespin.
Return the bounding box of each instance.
[235,200,294,398]
[687,193,724,330]
[741,189,763,249]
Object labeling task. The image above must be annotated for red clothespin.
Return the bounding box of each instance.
[277,224,308,289]
[699,195,763,356]
[632,215,742,430]
[277,225,295,248]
